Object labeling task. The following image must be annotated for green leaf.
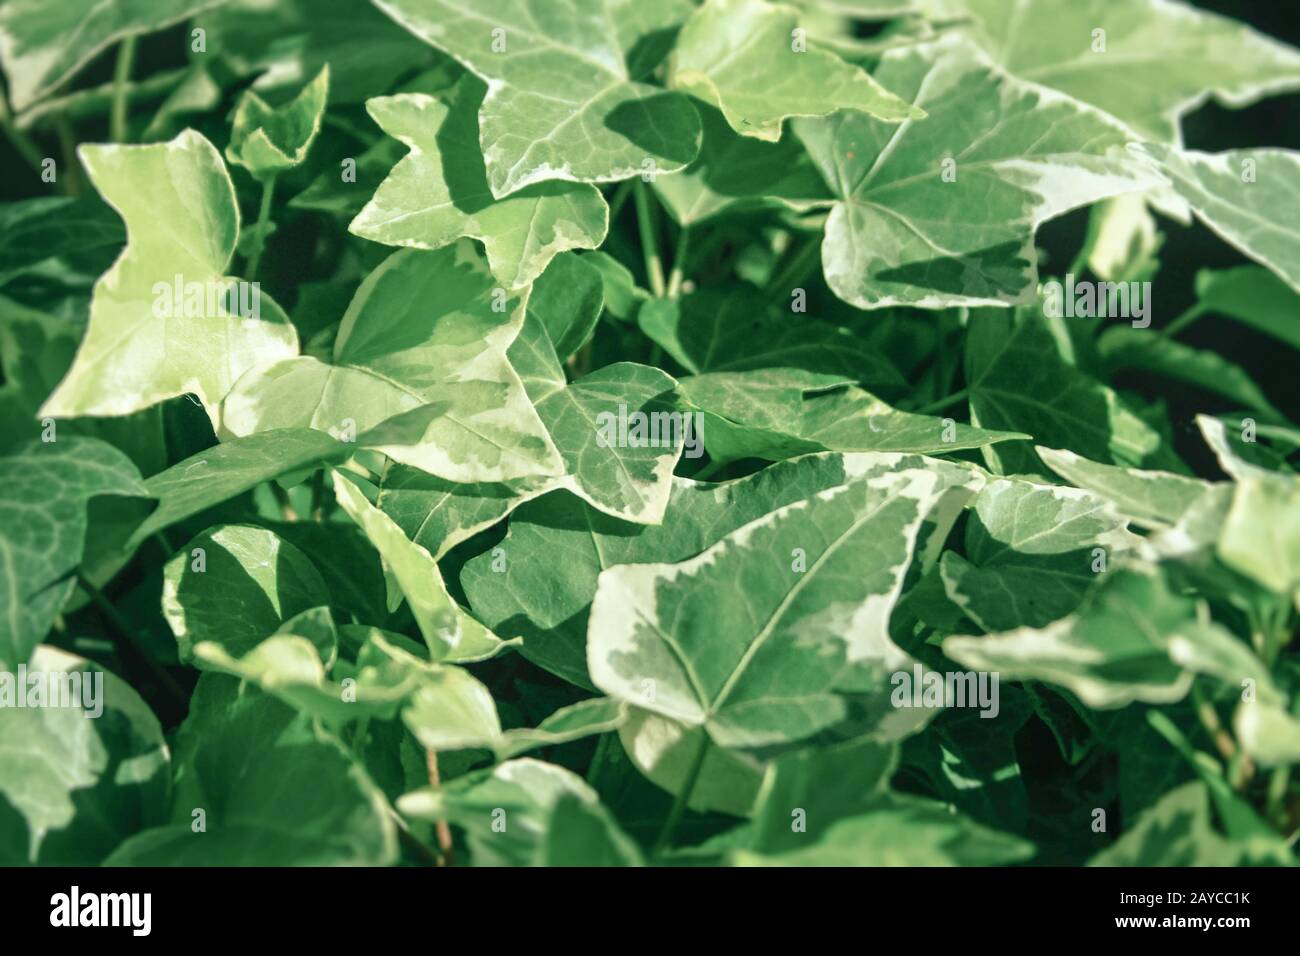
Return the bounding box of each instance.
[734,794,1033,865]
[794,35,1162,309]
[940,476,1139,631]
[464,451,977,689]
[527,252,604,361]
[652,104,833,226]
[0,196,124,288]
[0,646,169,864]
[1195,267,1300,352]
[331,470,513,663]
[222,244,563,483]
[0,438,148,669]
[351,80,608,289]
[1217,475,1300,598]
[1036,446,1213,530]
[637,283,904,391]
[38,130,299,427]
[226,65,330,179]
[372,0,703,197]
[940,0,1300,143]
[0,0,221,111]
[588,466,960,750]
[668,0,921,142]
[398,757,607,866]
[162,524,331,665]
[966,309,1177,473]
[943,565,1245,708]
[106,676,396,865]
[535,792,644,866]
[127,429,351,549]
[1136,146,1300,295]
[678,369,1024,463]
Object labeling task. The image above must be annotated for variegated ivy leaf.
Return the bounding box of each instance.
[677,368,1025,464]
[940,476,1140,632]
[1036,446,1213,530]
[39,130,298,428]
[652,104,834,226]
[587,467,955,751]
[1134,146,1300,295]
[0,438,148,671]
[464,451,980,690]
[226,65,330,179]
[793,35,1163,309]
[943,565,1256,708]
[222,244,563,484]
[0,0,222,112]
[668,0,921,142]
[350,78,608,289]
[966,309,1180,474]
[331,471,513,664]
[930,0,1300,144]
[1217,475,1300,600]
[1194,267,1300,352]
[371,0,703,197]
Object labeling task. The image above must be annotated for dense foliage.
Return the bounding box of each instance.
[1,0,1298,867]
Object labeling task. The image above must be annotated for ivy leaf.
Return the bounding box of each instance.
[527,252,604,361]
[668,0,921,142]
[940,476,1139,631]
[398,757,609,866]
[1088,782,1270,866]
[1135,146,1300,295]
[966,309,1177,473]
[222,245,563,484]
[588,467,957,750]
[535,793,644,866]
[1036,446,1213,530]
[0,646,170,864]
[1193,267,1300,352]
[943,565,1247,708]
[794,36,1162,309]
[106,676,397,865]
[678,369,1024,464]
[331,471,513,663]
[0,438,148,669]
[0,0,221,112]
[127,428,351,550]
[734,794,1033,866]
[940,0,1300,144]
[371,0,703,196]
[351,80,608,289]
[226,65,330,179]
[1217,475,1300,599]
[162,524,331,665]
[38,130,299,428]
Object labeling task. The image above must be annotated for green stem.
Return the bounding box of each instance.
[245,175,277,280]
[667,227,690,299]
[55,115,83,197]
[607,179,634,221]
[1161,303,1207,339]
[0,90,45,175]
[913,387,969,416]
[586,733,613,788]
[693,459,728,482]
[1267,765,1291,827]
[653,733,709,856]
[110,35,137,143]
[633,179,666,298]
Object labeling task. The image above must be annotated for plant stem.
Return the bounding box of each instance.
[1191,684,1237,764]
[110,35,137,143]
[607,179,634,221]
[78,574,186,704]
[667,227,690,298]
[55,115,83,197]
[245,175,277,280]
[1161,303,1206,339]
[0,90,45,176]
[269,480,297,520]
[653,733,709,856]
[1267,765,1291,827]
[633,179,666,297]
[693,459,728,482]
[913,387,969,415]
[425,748,456,866]
[586,733,613,788]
